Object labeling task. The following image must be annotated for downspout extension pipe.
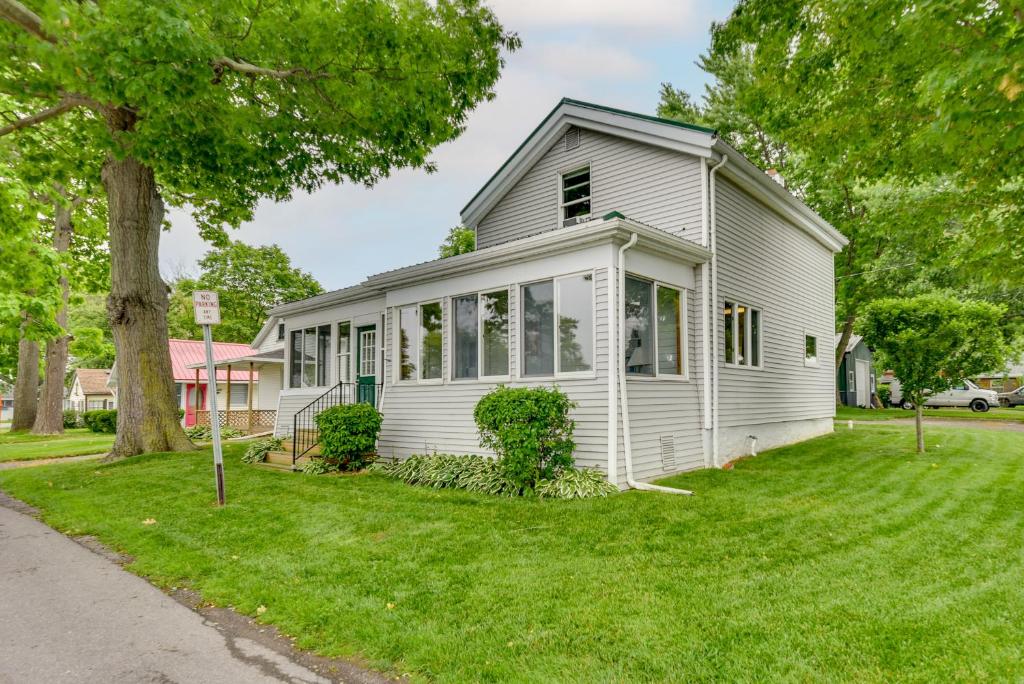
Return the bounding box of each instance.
[618,233,693,496]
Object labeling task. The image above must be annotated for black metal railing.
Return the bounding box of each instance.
[292,382,382,464]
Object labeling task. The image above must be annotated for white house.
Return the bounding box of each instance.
[248,99,847,485]
[68,368,116,412]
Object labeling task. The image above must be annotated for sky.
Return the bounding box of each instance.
[160,0,737,291]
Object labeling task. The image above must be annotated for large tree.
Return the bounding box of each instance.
[0,0,518,456]
[167,241,323,343]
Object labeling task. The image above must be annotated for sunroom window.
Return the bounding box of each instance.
[397,303,443,382]
[560,166,591,227]
[452,289,510,380]
[289,325,331,388]
[521,274,594,376]
[624,276,685,377]
[337,322,351,382]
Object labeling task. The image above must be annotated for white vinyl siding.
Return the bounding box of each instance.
[477,130,704,248]
[715,177,836,428]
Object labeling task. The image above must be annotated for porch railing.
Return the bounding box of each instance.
[292,382,382,464]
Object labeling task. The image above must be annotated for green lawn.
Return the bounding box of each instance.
[0,428,114,462]
[836,405,1024,423]
[2,427,1023,681]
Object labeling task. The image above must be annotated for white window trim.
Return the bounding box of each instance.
[804,331,819,368]
[359,328,378,378]
[723,300,764,370]
[336,320,353,383]
[557,163,592,229]
[517,270,598,381]
[394,301,445,385]
[623,276,690,383]
[448,287,512,384]
[287,325,333,389]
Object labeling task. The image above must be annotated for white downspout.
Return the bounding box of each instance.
[618,233,693,496]
[699,158,712,468]
[606,244,619,486]
[709,154,728,469]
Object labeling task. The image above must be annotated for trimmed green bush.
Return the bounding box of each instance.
[877,385,891,407]
[62,410,80,429]
[82,409,117,434]
[315,403,382,472]
[242,437,283,464]
[473,386,576,492]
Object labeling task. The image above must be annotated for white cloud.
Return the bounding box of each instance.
[487,0,699,35]
[522,40,652,81]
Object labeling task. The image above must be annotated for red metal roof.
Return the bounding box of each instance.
[168,339,259,383]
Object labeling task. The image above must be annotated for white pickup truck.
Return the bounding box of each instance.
[889,378,999,413]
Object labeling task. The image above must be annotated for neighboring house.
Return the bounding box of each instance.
[109,338,273,431]
[0,380,13,423]
[251,98,847,484]
[68,368,116,412]
[835,334,876,407]
[975,355,1024,392]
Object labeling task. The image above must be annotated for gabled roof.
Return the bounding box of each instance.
[834,333,865,355]
[167,339,258,382]
[74,368,114,396]
[460,98,847,252]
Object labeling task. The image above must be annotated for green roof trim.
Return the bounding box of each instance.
[561,98,717,136]
[602,210,626,220]
[460,98,717,216]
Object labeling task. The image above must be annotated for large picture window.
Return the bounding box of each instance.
[289,325,331,388]
[452,289,510,380]
[624,277,686,378]
[723,300,762,367]
[398,302,443,382]
[521,274,594,377]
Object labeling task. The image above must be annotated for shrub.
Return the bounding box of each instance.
[184,424,242,441]
[242,437,283,464]
[62,410,80,429]
[300,458,338,475]
[315,403,382,472]
[877,385,891,407]
[377,454,615,500]
[535,468,618,500]
[82,409,117,433]
[473,386,576,492]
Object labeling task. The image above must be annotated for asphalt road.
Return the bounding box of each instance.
[0,498,356,684]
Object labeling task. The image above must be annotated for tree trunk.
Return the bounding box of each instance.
[835,309,857,404]
[915,403,925,454]
[102,154,194,457]
[32,204,74,435]
[10,322,39,431]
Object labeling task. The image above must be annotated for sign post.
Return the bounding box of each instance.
[193,290,226,506]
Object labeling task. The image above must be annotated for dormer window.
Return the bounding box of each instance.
[560,166,591,227]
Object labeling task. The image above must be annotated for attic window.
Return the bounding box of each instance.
[563,127,580,151]
[560,166,591,227]
[277,322,285,341]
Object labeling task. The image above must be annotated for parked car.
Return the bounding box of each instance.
[889,378,999,412]
[998,386,1024,408]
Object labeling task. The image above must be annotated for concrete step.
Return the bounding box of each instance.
[253,461,295,472]
[264,450,314,466]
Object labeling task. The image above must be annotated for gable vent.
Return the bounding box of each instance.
[660,434,676,471]
[563,126,580,151]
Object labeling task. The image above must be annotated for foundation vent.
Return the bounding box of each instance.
[660,434,676,471]
[563,126,580,151]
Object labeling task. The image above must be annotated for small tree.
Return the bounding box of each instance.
[438,225,475,258]
[859,294,1010,452]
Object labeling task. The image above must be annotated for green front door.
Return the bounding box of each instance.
[355,324,378,405]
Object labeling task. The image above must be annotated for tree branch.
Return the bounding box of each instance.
[0,0,57,43]
[211,57,329,82]
[0,94,101,137]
